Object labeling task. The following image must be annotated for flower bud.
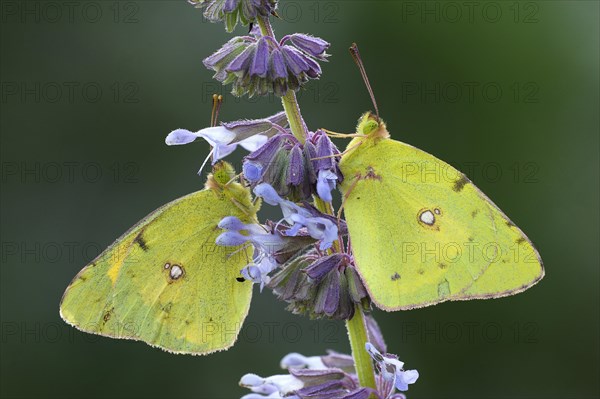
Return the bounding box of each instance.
[190,0,278,32]
[268,250,370,320]
[204,32,330,98]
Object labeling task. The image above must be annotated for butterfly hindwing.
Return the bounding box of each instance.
[60,188,254,354]
[340,137,544,310]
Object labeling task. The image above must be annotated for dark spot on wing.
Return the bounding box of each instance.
[391,272,401,281]
[236,277,246,282]
[78,275,87,282]
[103,307,114,323]
[506,220,515,227]
[356,197,361,200]
[453,174,469,192]
[417,268,425,275]
[162,302,173,313]
[134,233,149,251]
[516,237,526,244]
[185,320,191,325]
[471,210,479,218]
[438,263,448,269]
[209,317,214,322]
[364,166,382,180]
[468,237,474,242]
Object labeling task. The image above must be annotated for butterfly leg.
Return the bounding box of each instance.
[321,128,368,139]
[311,142,363,162]
[337,173,361,224]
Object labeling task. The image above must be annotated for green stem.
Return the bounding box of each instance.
[281,90,308,144]
[346,306,377,394]
[256,16,308,144]
[256,15,372,391]
[313,185,374,393]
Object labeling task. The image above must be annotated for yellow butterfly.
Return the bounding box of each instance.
[338,112,544,311]
[337,44,543,311]
[60,162,259,354]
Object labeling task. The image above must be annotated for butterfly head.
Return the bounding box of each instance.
[356,111,390,140]
[206,161,260,218]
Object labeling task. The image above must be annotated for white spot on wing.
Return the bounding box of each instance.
[170,265,183,280]
[164,263,171,269]
[419,210,435,225]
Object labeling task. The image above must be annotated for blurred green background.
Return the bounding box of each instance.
[1,1,598,398]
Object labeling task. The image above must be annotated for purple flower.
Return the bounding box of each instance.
[204,32,330,97]
[216,216,288,290]
[240,373,302,398]
[241,337,411,399]
[365,343,419,393]
[165,111,287,174]
[267,244,370,320]
[283,34,330,60]
[311,130,343,202]
[242,129,342,202]
[316,170,338,203]
[287,144,304,186]
[253,183,337,250]
[189,0,278,32]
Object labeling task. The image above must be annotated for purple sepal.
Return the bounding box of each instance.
[281,45,310,76]
[250,37,269,78]
[304,254,344,282]
[287,33,330,60]
[295,379,344,398]
[287,144,304,186]
[270,48,288,79]
[314,132,336,170]
[302,140,318,184]
[227,44,256,75]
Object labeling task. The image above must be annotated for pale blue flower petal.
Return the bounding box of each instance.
[316,169,338,202]
[243,161,263,182]
[395,369,419,392]
[216,231,248,246]
[239,134,269,152]
[165,129,199,145]
[254,183,283,205]
[218,216,246,231]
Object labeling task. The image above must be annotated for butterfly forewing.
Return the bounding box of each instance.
[340,138,543,310]
[60,189,254,354]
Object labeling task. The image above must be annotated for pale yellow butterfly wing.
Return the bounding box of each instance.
[60,185,255,354]
[340,137,544,310]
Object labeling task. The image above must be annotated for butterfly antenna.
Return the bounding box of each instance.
[349,43,379,120]
[206,94,223,167]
